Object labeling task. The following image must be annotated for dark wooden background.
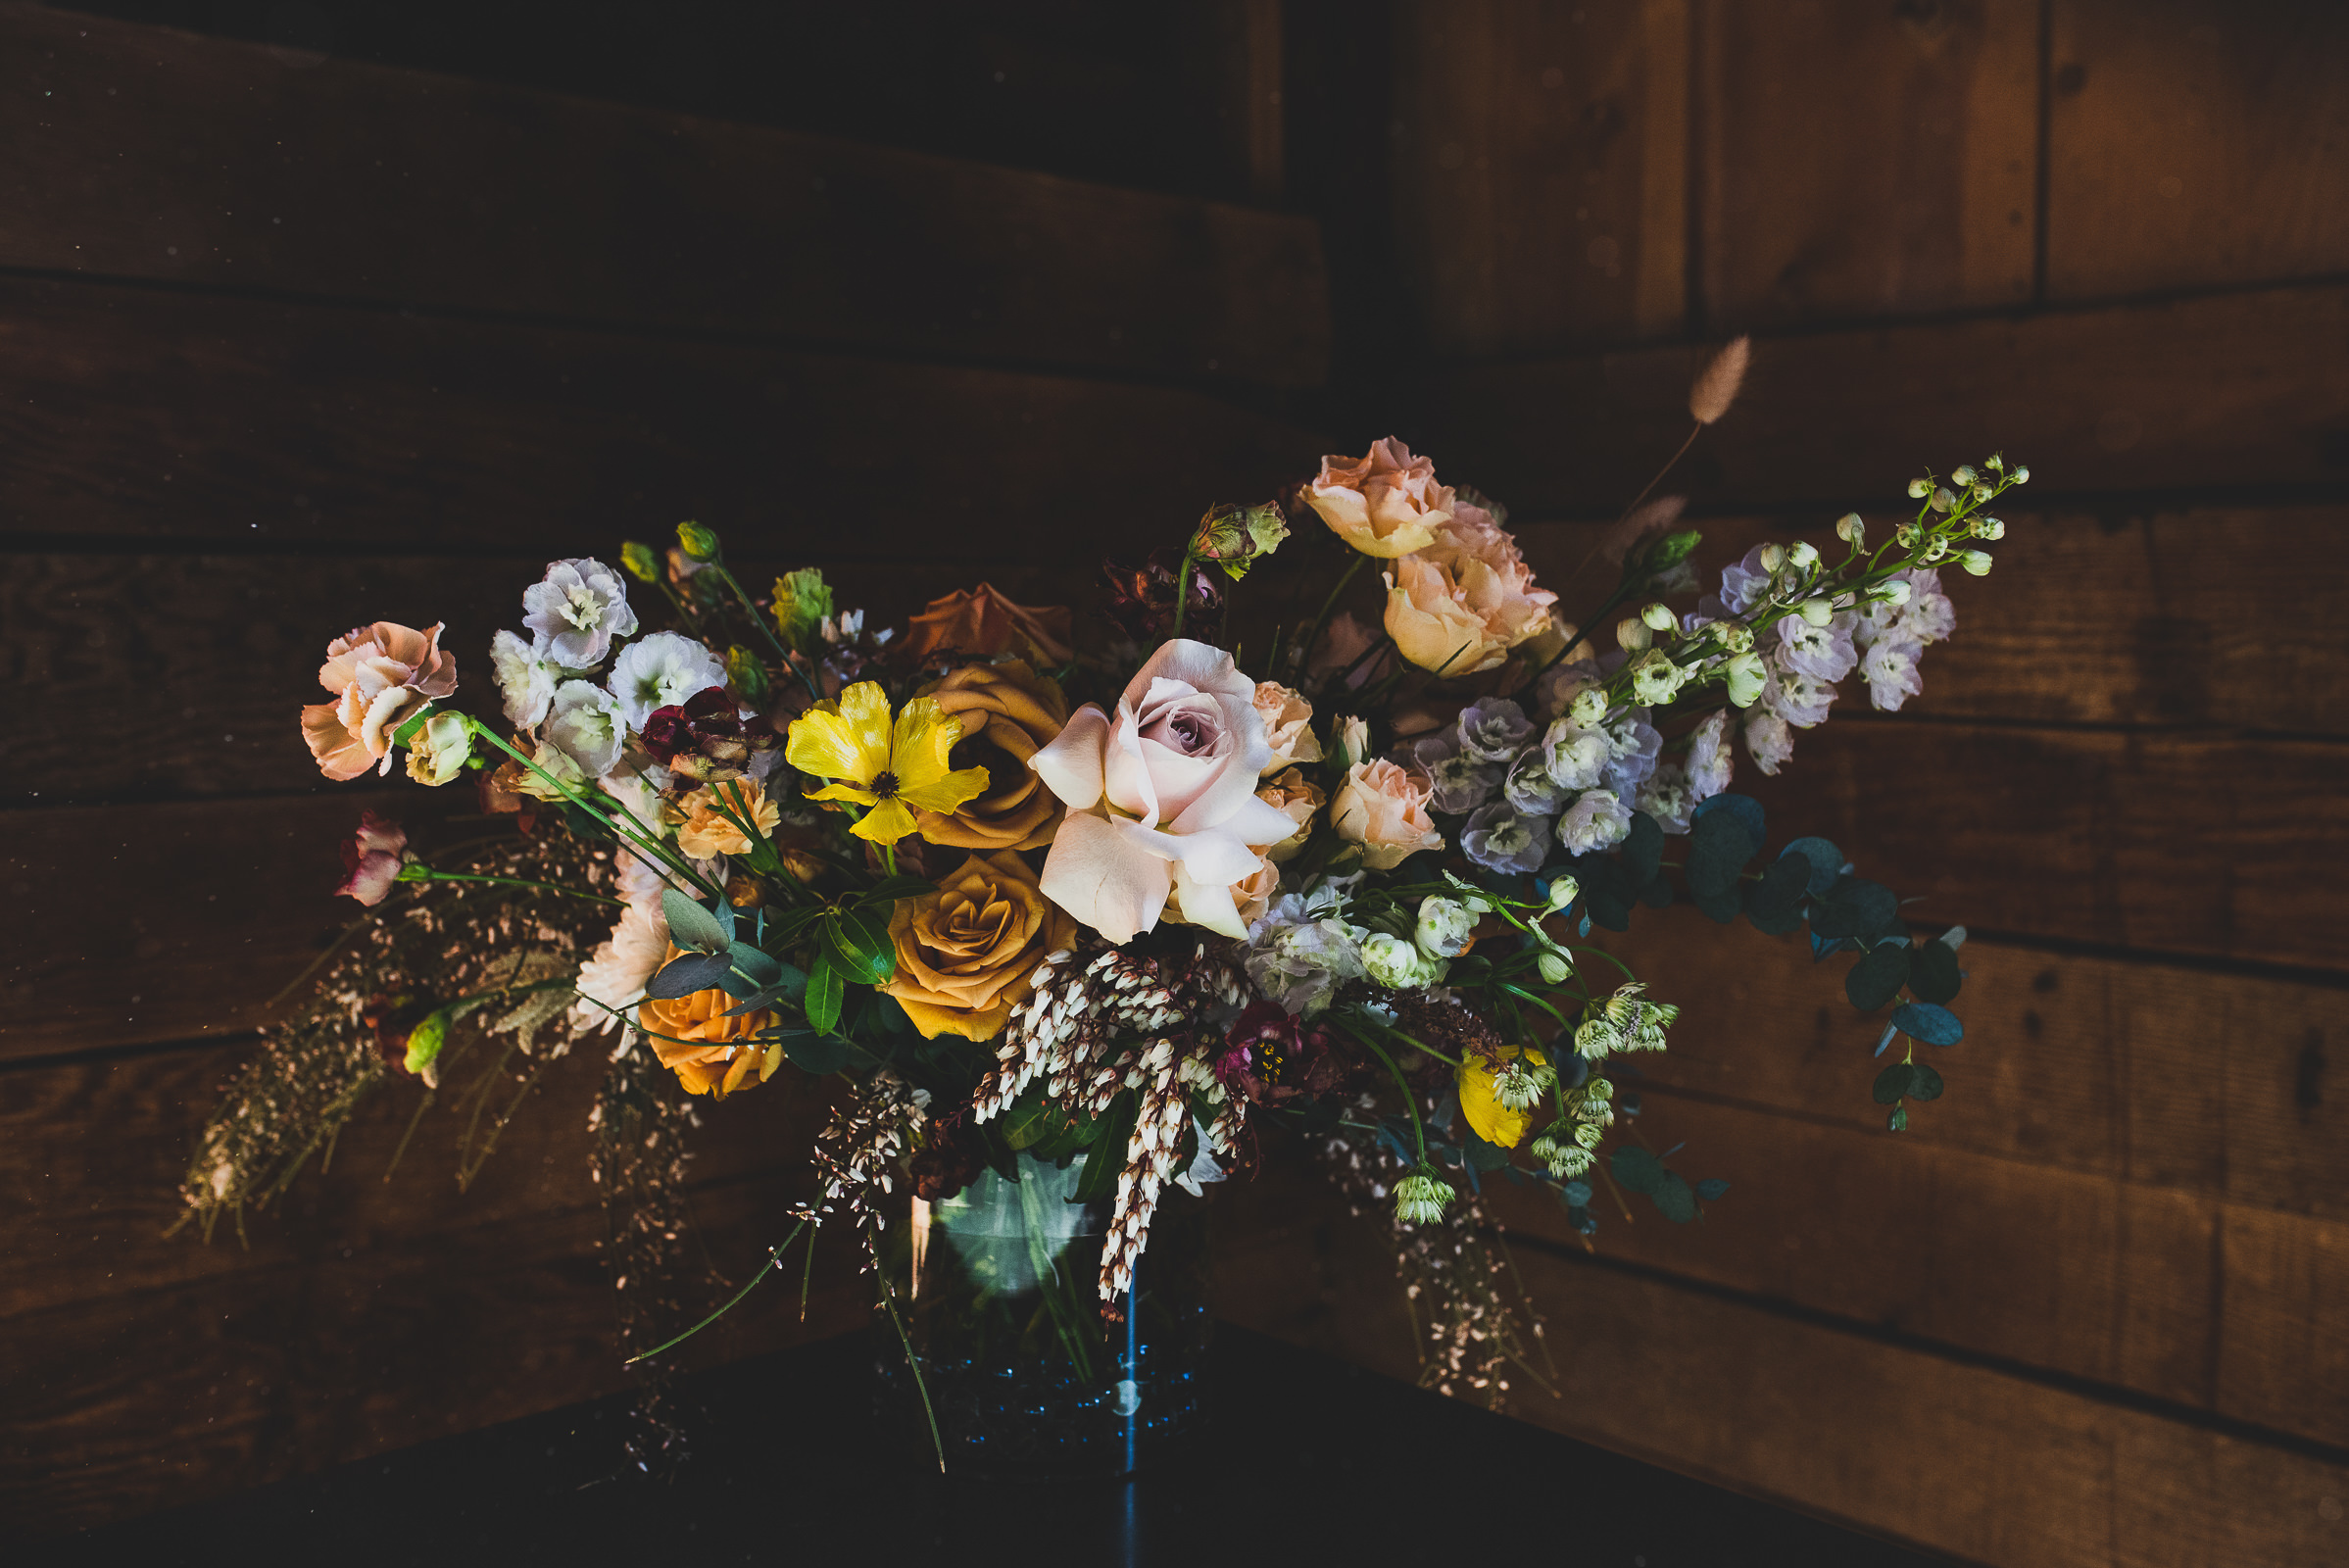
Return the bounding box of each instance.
[3,4,2343,1562]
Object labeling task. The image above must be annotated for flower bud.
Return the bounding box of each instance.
[619,541,662,582]
[1543,874,1581,912]
[676,520,723,562]
[2011,466,2030,484]
[1931,487,1955,514]
[1984,455,2004,472]
[1414,896,1476,959]
[724,645,769,705]
[1569,688,1609,726]
[1923,537,1951,564]
[1757,543,1787,573]
[1907,478,1931,499]
[1538,950,1572,985]
[1877,579,1913,607]
[1639,601,1676,632]
[403,1009,451,1085]
[1796,598,1833,626]
[1787,540,1820,570]
[1710,619,1753,654]
[1895,523,1921,549]
[1629,647,1687,707]
[1722,651,1766,708]
[1835,513,1865,545]
[1959,550,1993,576]
[1616,616,1652,653]
[1952,465,1977,486]
[1975,516,2005,541]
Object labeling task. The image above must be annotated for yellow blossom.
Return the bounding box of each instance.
[1456,1044,1549,1150]
[784,681,988,845]
[670,779,782,858]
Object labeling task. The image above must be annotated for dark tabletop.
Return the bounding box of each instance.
[40,1325,1951,1567]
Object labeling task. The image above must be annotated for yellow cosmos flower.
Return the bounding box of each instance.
[785,681,989,845]
[1457,1044,1549,1150]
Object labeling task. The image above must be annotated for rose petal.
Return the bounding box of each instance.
[1170,861,1247,939]
[1029,704,1111,809]
[1036,810,1172,944]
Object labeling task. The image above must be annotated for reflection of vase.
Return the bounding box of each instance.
[872,1149,1211,1479]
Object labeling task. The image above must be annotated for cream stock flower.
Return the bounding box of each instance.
[1383,515,1558,677]
[1330,758,1444,870]
[1030,639,1297,943]
[1304,437,1455,559]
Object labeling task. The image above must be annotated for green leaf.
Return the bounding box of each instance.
[1073,1093,1139,1202]
[775,1028,852,1076]
[1845,940,1915,1010]
[1610,1145,1666,1196]
[1646,528,1703,569]
[771,567,834,652]
[1872,1061,1916,1104]
[1809,876,1897,941]
[1780,837,1843,897]
[1743,854,1810,934]
[1907,1062,1946,1101]
[1890,1002,1964,1047]
[1694,1177,1730,1201]
[726,940,783,985]
[661,888,733,955]
[804,951,845,1036]
[1648,1170,1698,1224]
[1003,1098,1061,1152]
[1687,807,1758,898]
[646,951,734,1001]
[822,905,897,986]
[1907,939,1963,1004]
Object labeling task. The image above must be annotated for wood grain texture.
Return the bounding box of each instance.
[1514,504,2349,733]
[0,4,1328,389]
[0,1032,839,1322]
[0,551,1097,804]
[0,275,1321,553]
[2048,0,2349,302]
[1697,0,2039,328]
[1388,0,1688,357]
[1214,1163,2349,1568]
[1,1173,872,1535]
[1600,909,2349,1226]
[1415,283,2349,513]
[1737,721,2349,969]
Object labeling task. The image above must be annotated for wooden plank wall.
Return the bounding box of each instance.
[1214,5,2349,1567]
[0,4,1320,1533]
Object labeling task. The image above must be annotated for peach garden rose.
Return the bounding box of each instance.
[1304,437,1455,559]
[1330,757,1444,870]
[1384,512,1558,676]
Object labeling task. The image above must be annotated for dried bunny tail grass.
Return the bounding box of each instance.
[1688,334,1751,425]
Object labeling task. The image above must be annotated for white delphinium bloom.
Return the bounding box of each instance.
[1556,789,1633,855]
[1760,662,1836,728]
[607,630,729,730]
[545,680,625,776]
[491,629,563,729]
[1686,710,1734,801]
[1362,932,1444,990]
[1504,748,1568,814]
[1775,610,1857,682]
[1415,896,1477,959]
[1628,648,1688,707]
[1542,717,1610,792]
[1744,710,1795,776]
[1634,764,1695,834]
[522,558,639,669]
[569,900,671,1032]
[1598,710,1663,792]
[1244,892,1369,1017]
[1860,637,1928,711]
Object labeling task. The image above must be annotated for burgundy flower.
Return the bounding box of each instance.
[1101,549,1223,646]
[640,686,777,783]
[1221,1002,1345,1103]
[333,810,408,906]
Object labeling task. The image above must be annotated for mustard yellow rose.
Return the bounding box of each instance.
[911,661,1069,853]
[879,850,1075,1042]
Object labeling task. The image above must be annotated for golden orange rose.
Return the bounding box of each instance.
[879,850,1075,1042]
[637,945,781,1098]
[910,660,1070,853]
[901,584,1074,666]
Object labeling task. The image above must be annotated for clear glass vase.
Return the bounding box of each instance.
[871,1150,1211,1479]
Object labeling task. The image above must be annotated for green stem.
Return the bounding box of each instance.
[1297,552,1369,677]
[397,866,626,906]
[1169,544,1201,639]
[465,721,721,901]
[714,564,824,703]
[877,1250,946,1473]
[625,1222,807,1364]
[1343,1019,1429,1166]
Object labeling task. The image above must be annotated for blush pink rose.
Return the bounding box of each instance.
[1383,515,1558,677]
[1250,681,1322,768]
[1330,758,1444,871]
[301,620,461,781]
[1030,639,1299,943]
[1304,437,1455,559]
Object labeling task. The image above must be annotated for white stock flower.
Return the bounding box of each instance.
[491,629,561,729]
[607,630,728,731]
[545,680,625,776]
[522,557,639,669]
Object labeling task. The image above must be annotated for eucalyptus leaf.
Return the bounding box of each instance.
[646,951,734,1001]
[1872,1061,1916,1104]
[1907,1062,1947,1101]
[1620,811,1664,885]
[1780,836,1844,897]
[1809,876,1898,941]
[1648,1170,1698,1224]
[1890,1002,1964,1047]
[1694,1177,1730,1201]
[1743,855,1810,934]
[1845,940,1914,1011]
[661,888,733,955]
[725,940,783,986]
[778,1030,853,1076]
[1611,1145,1665,1196]
[1907,940,1963,1004]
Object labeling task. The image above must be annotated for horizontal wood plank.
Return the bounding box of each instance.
[0,274,1320,552]
[1600,909,2349,1226]
[0,5,1327,389]
[1,1172,871,1535]
[1415,283,2349,513]
[0,551,1097,805]
[1213,1163,2349,1568]
[2049,0,2349,302]
[0,1033,837,1322]
[1517,503,2349,734]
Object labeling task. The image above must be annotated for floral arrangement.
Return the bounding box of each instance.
[187,343,2027,1425]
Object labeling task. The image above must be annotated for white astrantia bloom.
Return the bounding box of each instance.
[545,680,625,776]
[607,630,729,731]
[522,557,639,669]
[491,629,562,729]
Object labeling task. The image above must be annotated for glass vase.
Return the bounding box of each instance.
[871,1149,1211,1479]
